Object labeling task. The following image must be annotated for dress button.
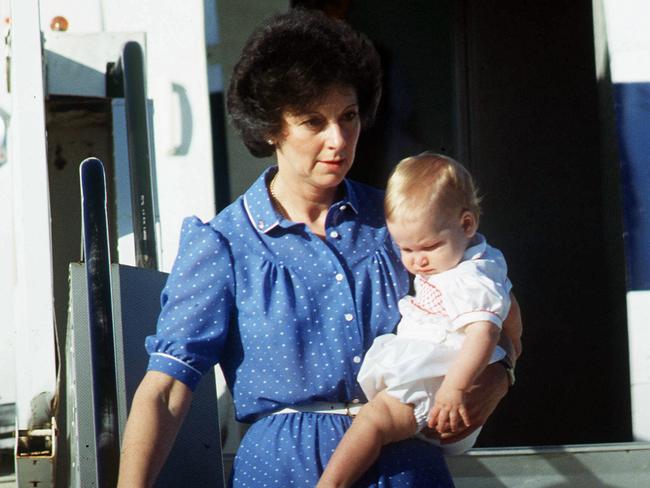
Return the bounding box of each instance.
[340,205,347,211]
[329,230,339,239]
[257,220,265,229]
[335,273,344,282]
[351,398,360,404]
[344,313,354,322]
[353,355,361,364]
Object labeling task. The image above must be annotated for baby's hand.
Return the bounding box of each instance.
[428,385,471,433]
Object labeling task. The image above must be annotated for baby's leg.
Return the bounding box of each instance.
[317,391,418,488]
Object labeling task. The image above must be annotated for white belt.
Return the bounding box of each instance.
[268,402,365,418]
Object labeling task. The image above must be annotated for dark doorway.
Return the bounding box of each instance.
[347,0,631,446]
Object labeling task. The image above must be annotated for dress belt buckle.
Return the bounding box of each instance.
[345,403,359,418]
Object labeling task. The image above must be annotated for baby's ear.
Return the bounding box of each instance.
[461,211,478,238]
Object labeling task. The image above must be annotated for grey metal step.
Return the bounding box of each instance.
[447,442,650,487]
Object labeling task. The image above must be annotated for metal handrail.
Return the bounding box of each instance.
[80,157,120,488]
[107,41,158,270]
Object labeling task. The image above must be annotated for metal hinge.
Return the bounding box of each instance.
[15,417,57,488]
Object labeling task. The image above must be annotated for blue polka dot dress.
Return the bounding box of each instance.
[146,167,455,487]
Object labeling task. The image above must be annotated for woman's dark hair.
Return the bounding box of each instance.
[227,8,382,157]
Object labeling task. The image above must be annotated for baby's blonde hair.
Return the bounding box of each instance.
[385,152,482,226]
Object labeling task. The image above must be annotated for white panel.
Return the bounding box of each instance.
[0,3,14,406]
[44,32,146,97]
[39,0,104,33]
[0,1,10,24]
[631,384,650,442]
[9,0,57,429]
[627,291,650,385]
[102,0,216,271]
[627,291,650,440]
[0,162,15,405]
[603,0,650,82]
[31,0,215,272]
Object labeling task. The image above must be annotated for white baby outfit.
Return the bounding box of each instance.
[357,233,511,455]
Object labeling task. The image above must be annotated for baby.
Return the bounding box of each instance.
[317,152,521,487]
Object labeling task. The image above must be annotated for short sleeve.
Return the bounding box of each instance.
[145,216,235,391]
[442,267,512,331]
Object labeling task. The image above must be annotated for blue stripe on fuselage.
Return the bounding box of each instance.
[614,82,650,290]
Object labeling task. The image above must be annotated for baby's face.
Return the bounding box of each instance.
[388,212,476,276]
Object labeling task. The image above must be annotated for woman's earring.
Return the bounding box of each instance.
[267,139,274,145]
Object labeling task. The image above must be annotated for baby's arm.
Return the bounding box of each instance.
[428,320,500,432]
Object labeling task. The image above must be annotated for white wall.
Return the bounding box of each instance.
[603,0,650,83]
[602,0,650,440]
[40,0,216,271]
[0,0,14,407]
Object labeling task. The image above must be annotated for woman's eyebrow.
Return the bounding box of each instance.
[293,111,321,119]
[290,102,358,120]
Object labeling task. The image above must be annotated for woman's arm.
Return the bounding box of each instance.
[502,293,523,361]
[117,371,193,488]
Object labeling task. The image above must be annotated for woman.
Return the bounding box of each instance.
[117,9,519,487]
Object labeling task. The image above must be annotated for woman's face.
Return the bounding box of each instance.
[275,86,360,192]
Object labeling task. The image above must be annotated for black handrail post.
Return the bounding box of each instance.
[107,41,158,270]
[79,157,120,488]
